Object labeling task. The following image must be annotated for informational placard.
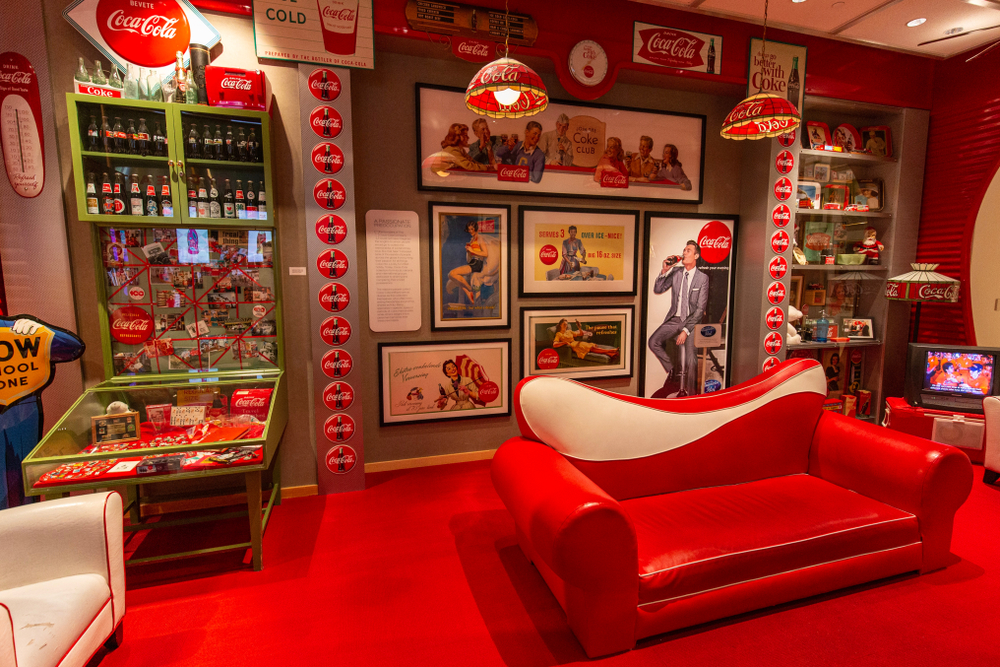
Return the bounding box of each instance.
[299,64,364,494]
[254,0,374,70]
[632,22,721,75]
[747,38,806,114]
[365,210,421,332]
[0,52,44,198]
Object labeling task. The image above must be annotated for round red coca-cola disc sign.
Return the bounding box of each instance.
[324,415,357,444]
[307,68,342,102]
[109,305,154,345]
[325,443,357,473]
[309,105,343,139]
[311,142,345,175]
[697,221,733,264]
[539,244,558,265]
[315,214,348,245]
[96,0,191,68]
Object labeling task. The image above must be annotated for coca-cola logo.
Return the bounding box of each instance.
[762,356,781,372]
[127,286,146,301]
[313,178,347,210]
[767,281,786,305]
[311,142,345,175]
[220,77,252,90]
[307,68,342,101]
[316,214,348,245]
[321,5,356,21]
[320,316,352,346]
[96,0,191,68]
[765,306,785,330]
[452,37,493,63]
[234,396,268,408]
[697,221,732,264]
[775,150,794,175]
[763,331,783,355]
[322,349,354,378]
[252,305,267,319]
[319,282,350,312]
[539,244,559,266]
[324,414,356,444]
[536,348,560,370]
[886,282,902,299]
[109,305,154,345]
[636,27,705,69]
[309,105,343,139]
[772,203,791,228]
[477,381,500,404]
[76,83,121,98]
[600,171,629,188]
[768,256,788,280]
[771,230,790,254]
[0,71,31,85]
[773,177,793,201]
[317,248,349,278]
[325,443,358,474]
[323,381,355,411]
[916,283,959,302]
[724,100,766,126]
[777,130,796,147]
[497,165,529,183]
[475,62,524,87]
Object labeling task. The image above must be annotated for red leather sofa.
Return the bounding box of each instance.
[491,359,973,658]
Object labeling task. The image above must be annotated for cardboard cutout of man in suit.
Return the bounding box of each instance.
[648,240,708,396]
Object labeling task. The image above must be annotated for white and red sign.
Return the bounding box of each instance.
[765,306,785,331]
[317,248,349,279]
[0,52,44,198]
[323,381,355,411]
[772,203,791,228]
[697,221,733,264]
[316,214,348,244]
[767,281,786,305]
[771,230,790,254]
[204,66,267,111]
[539,244,559,266]
[253,0,373,70]
[600,171,629,189]
[632,22,721,74]
[307,67,342,102]
[477,380,501,404]
[311,142,345,175]
[778,130,796,147]
[885,281,961,302]
[452,36,493,63]
[127,285,145,301]
[318,282,350,312]
[321,348,354,378]
[774,177,793,202]
[109,305,154,345]
[231,388,274,421]
[768,256,788,280]
[74,80,122,98]
[324,413,356,443]
[763,331,784,355]
[320,315,352,346]
[310,105,343,139]
[325,443,358,473]
[536,348,560,370]
[313,178,346,210]
[775,150,794,175]
[762,356,781,372]
[498,164,529,183]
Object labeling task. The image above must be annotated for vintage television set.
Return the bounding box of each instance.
[904,343,1000,414]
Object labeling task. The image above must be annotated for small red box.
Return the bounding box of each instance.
[205,66,267,111]
[231,388,273,422]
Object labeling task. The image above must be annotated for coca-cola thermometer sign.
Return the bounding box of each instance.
[0,52,44,198]
[633,22,721,74]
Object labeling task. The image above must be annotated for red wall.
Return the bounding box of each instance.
[912,45,1000,345]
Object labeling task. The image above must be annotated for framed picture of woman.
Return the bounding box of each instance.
[429,202,511,330]
[520,306,634,381]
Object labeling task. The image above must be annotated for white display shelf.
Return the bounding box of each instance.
[788,340,883,350]
[794,209,891,219]
[792,264,887,272]
[800,148,897,164]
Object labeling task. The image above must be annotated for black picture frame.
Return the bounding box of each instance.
[518,205,640,298]
[519,305,635,381]
[639,212,740,398]
[415,83,706,204]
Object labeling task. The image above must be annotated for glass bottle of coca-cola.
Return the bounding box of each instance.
[213,125,223,160]
[187,180,198,218]
[100,116,112,153]
[322,107,332,138]
[246,180,257,220]
[75,57,91,84]
[334,382,343,409]
[202,124,213,159]
[324,180,335,210]
[320,70,330,101]
[234,179,246,219]
[137,118,149,156]
[248,128,259,162]
[86,172,99,214]
[187,124,199,158]
[144,175,159,217]
[101,172,114,214]
[323,145,333,174]
[112,117,124,154]
[126,118,138,155]
[152,121,166,156]
[159,176,173,217]
[333,350,342,377]
[174,51,187,103]
[129,174,143,215]
[223,178,235,218]
[197,177,210,218]
[109,67,124,92]
[209,178,221,218]
[787,56,801,106]
[237,128,248,162]
[707,38,716,75]
[92,61,108,86]
[257,181,267,221]
[225,126,235,161]
[113,172,126,214]
[86,116,99,150]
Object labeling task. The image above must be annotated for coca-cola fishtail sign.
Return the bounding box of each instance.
[253,0,374,70]
[63,0,219,79]
[632,22,722,75]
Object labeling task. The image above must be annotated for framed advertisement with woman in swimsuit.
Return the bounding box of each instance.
[520,305,634,381]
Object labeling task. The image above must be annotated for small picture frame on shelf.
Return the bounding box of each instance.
[813,163,831,182]
[855,178,884,212]
[91,412,141,446]
[802,163,815,180]
[803,287,827,306]
[805,121,830,149]
[843,317,874,339]
[831,168,854,183]
[860,126,892,158]
[822,183,850,210]
[833,124,862,152]
[797,180,822,209]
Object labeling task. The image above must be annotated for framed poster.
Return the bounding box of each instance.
[429,202,510,330]
[253,0,375,69]
[520,306,633,381]
[416,84,705,204]
[518,206,639,297]
[747,38,806,114]
[378,339,511,426]
[639,213,738,398]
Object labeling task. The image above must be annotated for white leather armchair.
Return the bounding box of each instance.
[0,492,125,667]
[984,396,1000,485]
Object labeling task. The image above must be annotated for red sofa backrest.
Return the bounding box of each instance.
[514,359,828,500]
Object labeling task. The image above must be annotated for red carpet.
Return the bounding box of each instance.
[91,460,999,666]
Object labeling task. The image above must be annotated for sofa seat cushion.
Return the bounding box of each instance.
[0,574,110,667]
[621,474,920,607]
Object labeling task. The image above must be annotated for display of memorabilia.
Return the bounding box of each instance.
[805,121,830,149]
[844,318,874,339]
[860,125,892,157]
[822,184,850,210]
[831,168,854,183]
[813,163,831,182]
[428,203,510,331]
[855,178,884,211]
[378,340,511,425]
[640,213,737,398]
[520,306,634,381]
[518,207,639,297]
[416,84,705,203]
[820,349,848,399]
[797,180,822,209]
[832,124,862,152]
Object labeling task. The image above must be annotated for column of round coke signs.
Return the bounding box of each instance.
[763,131,797,373]
[302,65,363,492]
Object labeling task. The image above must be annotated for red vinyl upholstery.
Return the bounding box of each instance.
[492,359,973,658]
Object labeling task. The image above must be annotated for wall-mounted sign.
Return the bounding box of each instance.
[632,22,721,75]
[254,0,374,69]
[63,0,220,79]
[404,0,537,47]
[0,52,44,198]
[747,38,806,114]
[568,40,608,87]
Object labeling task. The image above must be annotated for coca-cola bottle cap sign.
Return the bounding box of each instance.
[318,282,350,312]
[767,280,787,305]
[770,229,790,254]
[763,331,784,355]
[325,443,358,473]
[697,220,733,264]
[320,316,352,346]
[315,214,348,245]
[313,178,347,210]
[316,248,349,279]
[777,130,796,147]
[307,68,342,102]
[768,255,788,280]
[109,305,154,345]
[96,0,192,68]
[324,415,357,445]
[309,105,343,139]
[321,348,354,379]
[771,203,791,228]
[775,150,794,175]
[323,381,355,411]
[311,142,345,175]
[773,177,793,202]
[536,348,560,370]
[765,306,785,331]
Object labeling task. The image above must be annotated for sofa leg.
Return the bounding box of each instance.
[105,620,124,650]
[985,469,1000,486]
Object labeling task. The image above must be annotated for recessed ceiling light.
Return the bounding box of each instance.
[907,18,927,27]
[792,0,807,4]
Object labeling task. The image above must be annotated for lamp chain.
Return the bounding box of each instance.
[504,0,510,58]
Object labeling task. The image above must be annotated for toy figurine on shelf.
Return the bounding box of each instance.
[786,305,804,346]
[106,401,130,415]
[854,226,885,265]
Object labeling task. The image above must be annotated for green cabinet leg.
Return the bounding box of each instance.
[245,470,263,571]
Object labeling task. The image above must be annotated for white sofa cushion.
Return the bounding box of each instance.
[0,574,110,667]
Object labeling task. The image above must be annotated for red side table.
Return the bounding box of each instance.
[884,396,985,464]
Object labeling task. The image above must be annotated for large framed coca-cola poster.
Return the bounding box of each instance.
[639,213,738,398]
[377,339,511,426]
[518,206,639,297]
[747,39,807,115]
[632,22,722,75]
[429,202,510,331]
[253,0,374,70]
[417,84,705,203]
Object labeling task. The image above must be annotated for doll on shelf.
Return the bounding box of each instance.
[854,226,885,264]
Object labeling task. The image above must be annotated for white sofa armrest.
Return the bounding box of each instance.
[1,603,14,667]
[0,492,124,626]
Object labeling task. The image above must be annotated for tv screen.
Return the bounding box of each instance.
[923,351,995,397]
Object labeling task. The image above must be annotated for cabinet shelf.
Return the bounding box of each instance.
[792,264,887,272]
[81,151,169,163]
[789,340,883,350]
[800,149,896,164]
[185,158,265,169]
[794,209,891,219]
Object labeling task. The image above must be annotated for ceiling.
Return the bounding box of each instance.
[631,0,1000,59]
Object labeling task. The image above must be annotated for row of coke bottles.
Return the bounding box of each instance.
[85,115,262,162]
[85,172,266,219]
